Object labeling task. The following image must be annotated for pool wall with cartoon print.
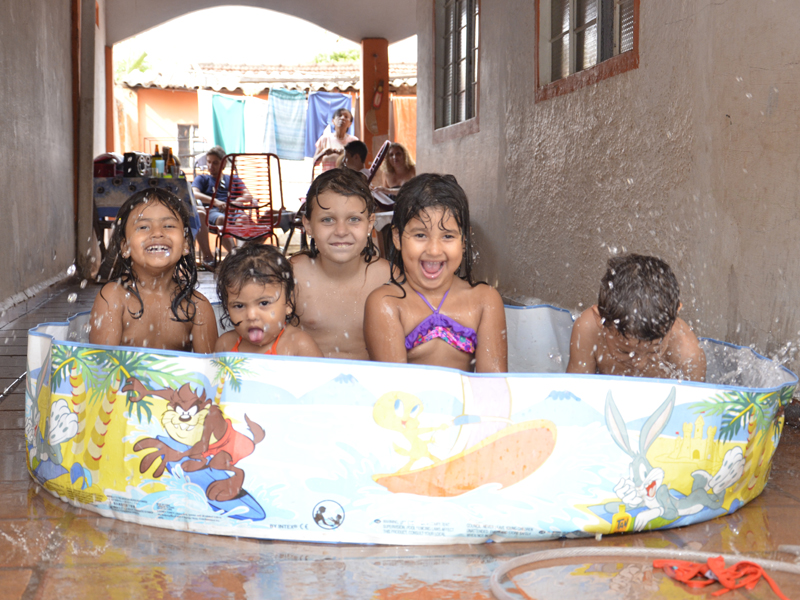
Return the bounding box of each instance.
[24,305,796,545]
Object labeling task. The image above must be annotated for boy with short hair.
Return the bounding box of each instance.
[566,254,706,381]
[342,140,370,177]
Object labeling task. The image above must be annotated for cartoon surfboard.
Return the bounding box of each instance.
[373,418,556,497]
[156,435,266,521]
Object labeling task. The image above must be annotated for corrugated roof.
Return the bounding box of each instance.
[122,62,416,95]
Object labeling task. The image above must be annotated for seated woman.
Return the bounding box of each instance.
[313,108,358,171]
[371,142,417,201]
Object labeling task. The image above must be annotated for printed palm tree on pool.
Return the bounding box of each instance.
[692,386,793,495]
[51,346,105,457]
[80,349,193,481]
[212,356,253,404]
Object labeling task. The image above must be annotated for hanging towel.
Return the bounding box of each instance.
[391,96,418,162]
[304,91,354,158]
[265,89,307,160]
[212,93,246,154]
[244,96,270,153]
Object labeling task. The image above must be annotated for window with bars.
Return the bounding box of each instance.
[539,0,637,94]
[435,0,479,129]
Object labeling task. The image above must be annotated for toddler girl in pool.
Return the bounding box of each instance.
[89,188,217,353]
[291,168,391,360]
[364,174,508,372]
[215,243,322,357]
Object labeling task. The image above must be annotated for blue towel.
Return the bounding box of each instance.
[304,92,354,158]
[212,94,246,154]
[265,89,307,161]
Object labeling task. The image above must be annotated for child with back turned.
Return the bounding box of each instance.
[215,243,322,357]
[291,168,391,360]
[364,174,508,373]
[89,188,217,352]
[566,254,706,381]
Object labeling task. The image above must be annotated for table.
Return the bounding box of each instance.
[93,176,202,236]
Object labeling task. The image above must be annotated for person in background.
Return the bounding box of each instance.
[372,142,416,198]
[192,146,233,264]
[341,140,371,178]
[313,108,358,171]
[566,254,706,381]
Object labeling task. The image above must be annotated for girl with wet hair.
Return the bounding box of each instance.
[364,173,508,373]
[89,188,217,352]
[214,243,321,357]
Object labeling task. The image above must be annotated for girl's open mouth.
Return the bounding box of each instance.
[146,244,170,254]
[421,261,445,278]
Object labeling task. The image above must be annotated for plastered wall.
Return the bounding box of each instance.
[417,0,800,369]
[0,1,75,307]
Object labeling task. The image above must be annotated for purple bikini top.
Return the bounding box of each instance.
[404,290,478,354]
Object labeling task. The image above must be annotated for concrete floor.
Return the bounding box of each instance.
[2,278,800,599]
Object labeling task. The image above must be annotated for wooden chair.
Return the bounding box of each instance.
[206,153,285,263]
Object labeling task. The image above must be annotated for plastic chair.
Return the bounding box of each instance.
[206,153,285,263]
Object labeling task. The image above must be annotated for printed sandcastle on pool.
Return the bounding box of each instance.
[24,305,797,545]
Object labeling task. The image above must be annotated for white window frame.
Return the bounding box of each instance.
[537,0,638,97]
[435,0,479,132]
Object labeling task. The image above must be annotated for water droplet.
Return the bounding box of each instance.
[67,293,77,303]
[736,76,743,82]
[80,279,88,289]
[745,92,753,99]
[66,265,77,276]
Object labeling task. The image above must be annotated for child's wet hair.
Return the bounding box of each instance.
[102,187,198,322]
[388,173,477,288]
[598,254,680,341]
[302,168,378,261]
[216,243,299,328]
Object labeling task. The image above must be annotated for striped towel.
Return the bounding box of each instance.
[265,89,307,160]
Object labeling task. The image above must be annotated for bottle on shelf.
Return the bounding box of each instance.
[152,145,162,176]
[163,146,174,178]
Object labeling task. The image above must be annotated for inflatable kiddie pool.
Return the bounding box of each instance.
[25,304,797,545]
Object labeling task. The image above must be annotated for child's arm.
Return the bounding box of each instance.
[190,294,219,354]
[566,309,599,374]
[667,318,707,382]
[474,286,508,373]
[364,287,408,363]
[88,283,125,346]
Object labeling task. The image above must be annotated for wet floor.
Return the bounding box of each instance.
[2,277,800,599]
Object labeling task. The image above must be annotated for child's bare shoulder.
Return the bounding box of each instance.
[364,257,391,285]
[215,330,239,352]
[667,317,704,355]
[366,282,405,316]
[282,325,323,357]
[289,252,314,272]
[665,317,706,381]
[574,305,602,332]
[94,281,127,305]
